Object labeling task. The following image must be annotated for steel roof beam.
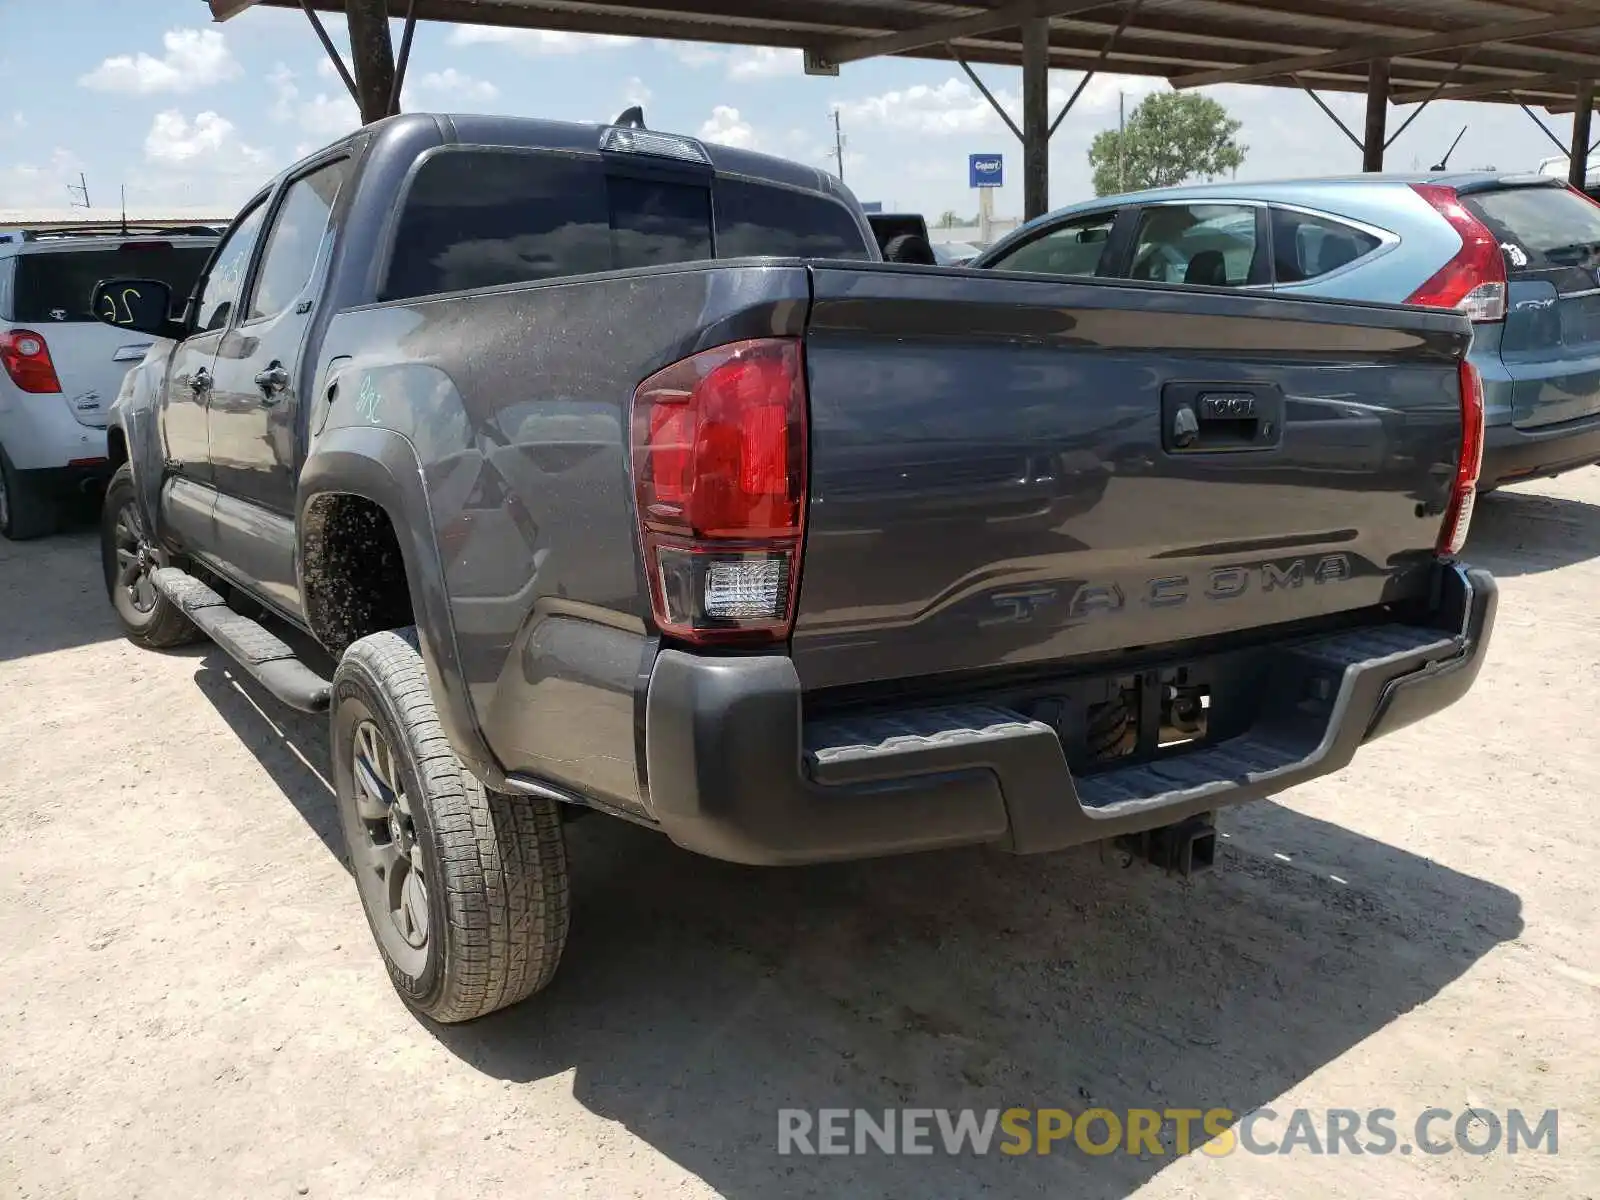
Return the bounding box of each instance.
[1394,63,1600,106]
[1170,6,1600,91]
[811,0,1119,70]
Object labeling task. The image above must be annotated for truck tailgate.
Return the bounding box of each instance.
[792,266,1470,691]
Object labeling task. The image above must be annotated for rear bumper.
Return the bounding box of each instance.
[1480,413,1600,490]
[643,564,1496,866]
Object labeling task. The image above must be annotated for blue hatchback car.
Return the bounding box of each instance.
[975,174,1600,491]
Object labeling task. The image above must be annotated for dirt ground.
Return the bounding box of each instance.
[2,475,1597,1200]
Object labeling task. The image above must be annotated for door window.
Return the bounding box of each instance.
[986,212,1117,277]
[1270,209,1381,283]
[194,199,269,333]
[1130,204,1258,287]
[246,159,352,321]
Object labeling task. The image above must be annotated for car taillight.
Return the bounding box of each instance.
[0,329,62,394]
[631,337,807,645]
[1406,183,1508,322]
[1438,358,1485,557]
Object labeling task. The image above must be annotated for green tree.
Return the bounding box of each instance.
[1088,92,1246,197]
[938,210,960,228]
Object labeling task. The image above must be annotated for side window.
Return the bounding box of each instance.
[1130,204,1258,287]
[0,257,13,322]
[1271,208,1381,283]
[988,212,1117,276]
[384,150,612,300]
[194,200,269,333]
[246,158,352,321]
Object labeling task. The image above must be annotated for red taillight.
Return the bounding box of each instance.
[632,337,807,644]
[1438,358,1485,556]
[1406,184,1508,322]
[0,329,62,394]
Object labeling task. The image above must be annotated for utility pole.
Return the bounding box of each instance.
[67,172,91,209]
[832,108,846,181]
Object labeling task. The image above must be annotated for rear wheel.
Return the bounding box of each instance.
[331,629,570,1023]
[0,445,57,541]
[99,464,200,648]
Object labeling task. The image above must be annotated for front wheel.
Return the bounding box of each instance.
[331,629,571,1023]
[99,464,200,647]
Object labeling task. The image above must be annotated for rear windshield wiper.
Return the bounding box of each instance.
[1539,241,1600,266]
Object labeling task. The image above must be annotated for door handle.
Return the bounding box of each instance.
[189,367,212,394]
[254,361,290,402]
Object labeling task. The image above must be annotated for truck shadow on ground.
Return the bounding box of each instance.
[188,660,1525,1199]
[1467,485,1600,577]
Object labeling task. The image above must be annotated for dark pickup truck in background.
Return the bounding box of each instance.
[94,111,1495,1024]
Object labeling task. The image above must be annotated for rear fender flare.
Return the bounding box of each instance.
[297,424,499,782]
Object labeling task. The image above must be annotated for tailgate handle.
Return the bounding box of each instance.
[1164,383,1282,454]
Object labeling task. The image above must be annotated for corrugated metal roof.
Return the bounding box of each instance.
[215,0,1600,105]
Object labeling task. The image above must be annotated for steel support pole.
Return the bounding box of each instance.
[346,0,396,126]
[1572,80,1594,189]
[1022,15,1050,219]
[1363,57,1389,172]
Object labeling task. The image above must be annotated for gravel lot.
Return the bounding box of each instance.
[2,476,1596,1199]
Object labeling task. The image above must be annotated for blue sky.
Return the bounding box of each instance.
[0,0,1590,221]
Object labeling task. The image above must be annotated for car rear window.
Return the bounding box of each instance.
[13,243,211,323]
[1465,186,1600,272]
[383,148,869,301]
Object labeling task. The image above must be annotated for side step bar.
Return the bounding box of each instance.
[150,567,333,713]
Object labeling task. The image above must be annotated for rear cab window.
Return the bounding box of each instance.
[382,147,870,302]
[13,240,212,324]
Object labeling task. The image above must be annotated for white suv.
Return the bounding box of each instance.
[0,225,219,539]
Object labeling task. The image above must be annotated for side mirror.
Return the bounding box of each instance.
[91,278,182,339]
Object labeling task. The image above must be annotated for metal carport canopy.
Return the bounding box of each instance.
[211,0,1600,218]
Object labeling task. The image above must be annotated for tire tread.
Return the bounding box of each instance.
[336,629,570,1022]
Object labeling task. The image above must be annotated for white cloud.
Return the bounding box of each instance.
[144,110,263,168]
[316,54,355,83]
[409,68,499,104]
[700,105,757,150]
[80,28,239,95]
[669,43,724,69]
[835,72,1166,138]
[260,61,359,142]
[0,148,84,207]
[622,76,652,109]
[268,63,298,123]
[727,47,803,81]
[298,91,359,139]
[447,27,635,54]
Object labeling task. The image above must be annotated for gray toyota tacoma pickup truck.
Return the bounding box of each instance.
[93,111,1496,1023]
